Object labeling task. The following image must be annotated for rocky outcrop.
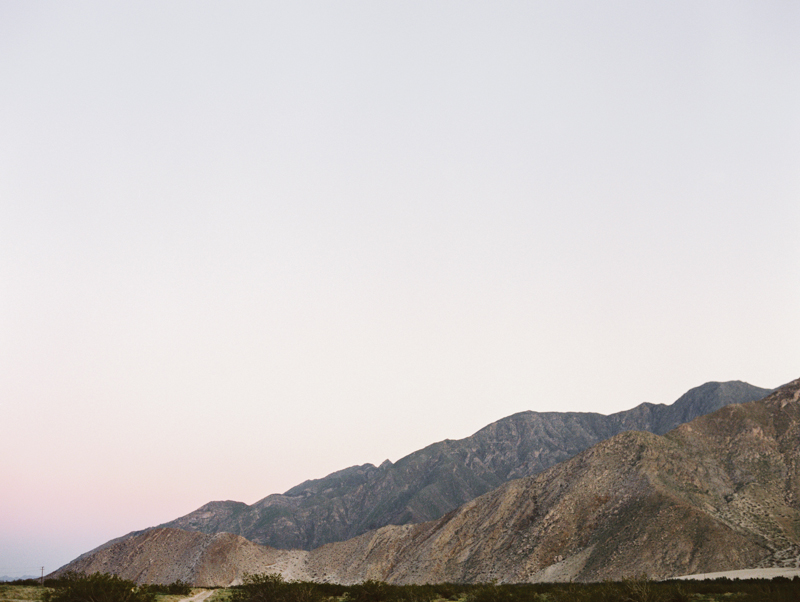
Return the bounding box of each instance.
[161,381,771,550]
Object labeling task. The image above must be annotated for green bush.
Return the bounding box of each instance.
[139,581,192,596]
[345,580,397,602]
[229,574,322,602]
[345,581,440,602]
[43,572,155,602]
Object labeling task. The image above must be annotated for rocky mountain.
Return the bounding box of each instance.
[159,381,770,550]
[54,379,798,585]
[310,377,800,584]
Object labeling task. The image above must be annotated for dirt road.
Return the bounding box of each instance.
[179,590,216,602]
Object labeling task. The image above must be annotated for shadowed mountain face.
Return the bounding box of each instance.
[55,378,799,585]
[161,381,770,550]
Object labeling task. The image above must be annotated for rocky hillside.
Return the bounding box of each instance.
[291,378,799,584]
[55,379,797,585]
[49,528,288,587]
[160,381,770,550]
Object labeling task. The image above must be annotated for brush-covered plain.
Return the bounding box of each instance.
[5,572,800,602]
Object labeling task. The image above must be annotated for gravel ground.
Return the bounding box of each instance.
[675,567,800,580]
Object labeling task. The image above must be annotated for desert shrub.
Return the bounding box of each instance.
[386,584,437,602]
[660,583,690,602]
[439,585,464,601]
[42,572,155,602]
[311,582,348,598]
[466,585,514,602]
[465,584,547,602]
[139,581,192,596]
[620,575,664,602]
[547,582,593,602]
[229,574,322,602]
[345,580,394,602]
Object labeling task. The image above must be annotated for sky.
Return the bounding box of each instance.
[1,0,799,579]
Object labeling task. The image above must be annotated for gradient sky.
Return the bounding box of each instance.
[1,1,799,579]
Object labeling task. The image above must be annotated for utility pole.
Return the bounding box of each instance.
[40,567,44,587]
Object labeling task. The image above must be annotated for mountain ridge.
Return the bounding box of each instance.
[160,380,771,550]
[53,378,799,585]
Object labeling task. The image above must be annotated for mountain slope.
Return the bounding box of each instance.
[162,381,770,550]
[55,378,798,585]
[49,528,288,587]
[310,377,800,584]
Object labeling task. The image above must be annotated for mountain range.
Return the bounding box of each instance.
[156,381,771,550]
[52,378,800,584]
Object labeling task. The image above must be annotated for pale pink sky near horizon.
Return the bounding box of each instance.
[1,1,799,578]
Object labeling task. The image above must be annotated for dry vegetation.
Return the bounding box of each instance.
[0,585,47,602]
[222,573,800,602]
[4,573,800,602]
